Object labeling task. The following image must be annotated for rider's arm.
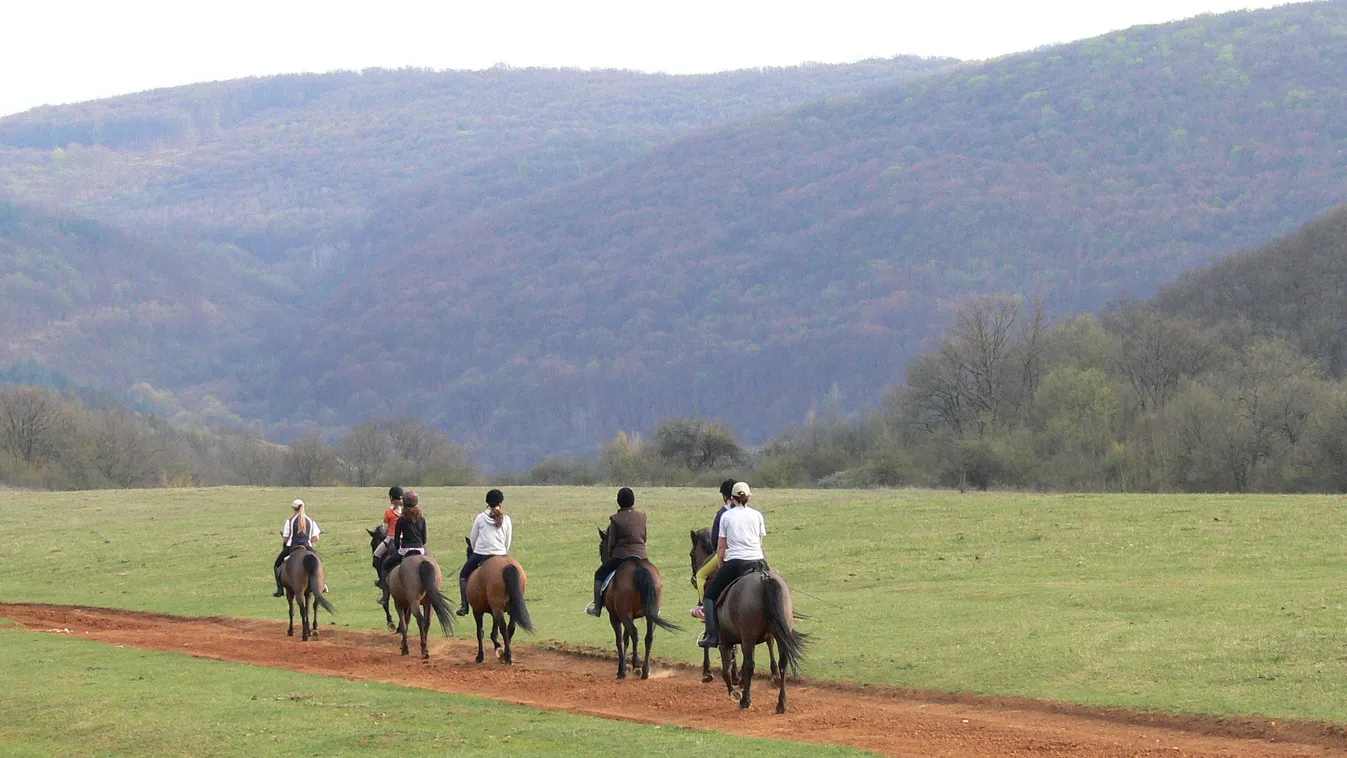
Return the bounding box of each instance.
[469,515,482,548]
[393,518,404,549]
[311,520,321,544]
[502,517,512,553]
[717,535,727,562]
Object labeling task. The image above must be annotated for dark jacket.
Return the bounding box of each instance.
[395,516,427,550]
[607,508,647,560]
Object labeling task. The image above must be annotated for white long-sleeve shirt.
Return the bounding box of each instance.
[469,510,512,555]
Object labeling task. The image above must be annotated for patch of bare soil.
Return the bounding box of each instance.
[3,603,1344,757]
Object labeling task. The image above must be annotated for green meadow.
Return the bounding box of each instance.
[0,628,871,757]
[2,487,1346,722]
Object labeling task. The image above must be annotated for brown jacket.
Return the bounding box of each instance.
[607,508,648,560]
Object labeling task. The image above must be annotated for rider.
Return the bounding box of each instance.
[690,478,735,619]
[272,498,322,597]
[378,490,426,590]
[456,489,513,616]
[372,485,404,586]
[698,481,767,648]
[586,487,646,617]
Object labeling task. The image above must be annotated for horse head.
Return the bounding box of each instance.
[367,525,386,555]
[598,528,609,563]
[464,536,472,558]
[690,528,714,587]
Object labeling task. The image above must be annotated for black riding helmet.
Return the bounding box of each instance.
[617,487,635,509]
[486,488,504,507]
[388,485,404,501]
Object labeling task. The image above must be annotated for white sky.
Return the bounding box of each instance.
[0,0,1292,118]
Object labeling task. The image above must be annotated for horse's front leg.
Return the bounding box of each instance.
[702,646,714,683]
[299,594,311,641]
[625,623,639,672]
[286,593,295,637]
[719,643,737,699]
[490,611,504,659]
[611,614,626,679]
[398,606,411,656]
[418,603,431,659]
[503,617,516,665]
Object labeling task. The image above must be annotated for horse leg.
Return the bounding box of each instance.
[474,610,486,663]
[299,593,310,642]
[311,595,320,639]
[719,644,738,699]
[490,611,505,659]
[776,643,788,714]
[739,642,756,710]
[730,646,740,685]
[702,646,714,683]
[286,592,295,637]
[641,616,654,680]
[503,617,516,665]
[611,613,626,679]
[399,605,411,656]
[418,602,431,659]
[626,624,639,672]
[768,637,780,684]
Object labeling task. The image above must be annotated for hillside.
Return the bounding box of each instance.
[0,58,955,270]
[272,2,1347,466]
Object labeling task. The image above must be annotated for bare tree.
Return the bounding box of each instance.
[228,435,282,485]
[0,385,71,465]
[385,416,447,467]
[89,409,160,488]
[285,435,335,487]
[336,421,389,486]
[1112,310,1223,413]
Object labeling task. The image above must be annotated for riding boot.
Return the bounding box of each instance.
[586,578,604,617]
[272,565,284,597]
[697,598,719,648]
[455,575,470,616]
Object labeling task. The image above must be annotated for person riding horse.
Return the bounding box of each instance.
[690,478,736,619]
[272,499,322,597]
[457,489,513,616]
[371,486,404,586]
[587,487,646,617]
[378,490,427,591]
[699,481,767,648]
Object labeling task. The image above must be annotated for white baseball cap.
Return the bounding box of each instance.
[291,499,305,509]
[731,482,751,498]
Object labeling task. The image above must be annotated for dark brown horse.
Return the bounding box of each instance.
[598,528,681,679]
[689,528,780,684]
[384,553,455,658]
[279,546,335,641]
[366,525,389,585]
[463,537,534,664]
[712,565,806,713]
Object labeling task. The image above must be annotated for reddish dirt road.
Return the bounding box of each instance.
[4,603,1346,757]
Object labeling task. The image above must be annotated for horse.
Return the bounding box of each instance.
[597,528,681,680]
[279,546,336,641]
[711,565,807,713]
[690,528,780,685]
[462,537,534,664]
[383,552,455,658]
[366,524,389,585]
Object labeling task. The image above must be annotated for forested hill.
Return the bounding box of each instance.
[1144,202,1347,375]
[282,1,1347,467]
[0,58,955,269]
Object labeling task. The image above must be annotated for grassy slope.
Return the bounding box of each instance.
[0,629,869,757]
[1,487,1344,721]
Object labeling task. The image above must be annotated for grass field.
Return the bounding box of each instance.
[0,628,871,757]
[2,486,1346,722]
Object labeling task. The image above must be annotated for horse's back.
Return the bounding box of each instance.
[281,547,321,590]
[721,569,791,645]
[390,554,440,603]
[610,559,660,619]
[469,556,524,611]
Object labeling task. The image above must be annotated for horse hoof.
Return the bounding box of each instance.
[739,699,751,710]
[421,653,429,660]
[702,674,714,683]
[641,671,649,680]
[776,704,786,715]
[387,623,396,632]
[286,630,293,637]
[476,655,484,663]
[728,689,741,701]
[401,649,409,656]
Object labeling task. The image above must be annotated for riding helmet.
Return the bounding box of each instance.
[388,485,404,501]
[402,490,420,507]
[485,488,504,507]
[617,487,635,509]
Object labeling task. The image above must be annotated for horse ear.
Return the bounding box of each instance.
[367,529,377,537]
[690,529,697,541]
[464,536,471,546]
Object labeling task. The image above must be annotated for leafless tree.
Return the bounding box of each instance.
[337,421,389,486]
[0,385,71,465]
[285,435,335,486]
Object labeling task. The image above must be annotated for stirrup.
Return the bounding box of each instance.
[584,602,601,617]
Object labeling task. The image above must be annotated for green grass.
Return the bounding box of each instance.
[2,487,1347,722]
[0,628,870,757]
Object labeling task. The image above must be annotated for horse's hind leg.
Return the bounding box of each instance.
[767,637,780,684]
[398,606,411,656]
[286,593,295,637]
[625,622,639,673]
[474,611,486,663]
[611,614,626,679]
[299,594,311,641]
[417,604,431,659]
[490,611,505,659]
[719,644,737,699]
[738,642,756,710]
[702,646,714,683]
[776,648,788,714]
[503,617,516,665]
[640,617,654,680]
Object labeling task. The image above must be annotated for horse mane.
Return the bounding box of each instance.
[692,527,714,554]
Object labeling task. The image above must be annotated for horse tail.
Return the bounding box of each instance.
[303,553,336,616]
[503,563,535,634]
[761,573,806,678]
[418,560,455,636]
[635,563,682,632]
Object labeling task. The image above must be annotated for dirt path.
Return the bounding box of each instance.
[4,603,1345,757]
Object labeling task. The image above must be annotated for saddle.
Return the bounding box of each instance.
[599,556,643,598]
[714,565,770,611]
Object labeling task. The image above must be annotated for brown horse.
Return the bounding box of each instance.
[689,528,779,684]
[598,528,681,679]
[463,537,534,664]
[384,553,455,658]
[712,566,806,713]
[279,547,335,641]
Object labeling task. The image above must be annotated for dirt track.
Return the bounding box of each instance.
[4,603,1346,757]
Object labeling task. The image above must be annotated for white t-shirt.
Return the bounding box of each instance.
[281,515,320,547]
[469,510,512,556]
[719,506,766,561]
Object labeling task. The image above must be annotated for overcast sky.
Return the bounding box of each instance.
[0,0,1291,118]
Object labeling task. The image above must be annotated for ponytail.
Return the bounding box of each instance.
[294,506,309,534]
[405,504,423,522]
[489,506,504,528]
